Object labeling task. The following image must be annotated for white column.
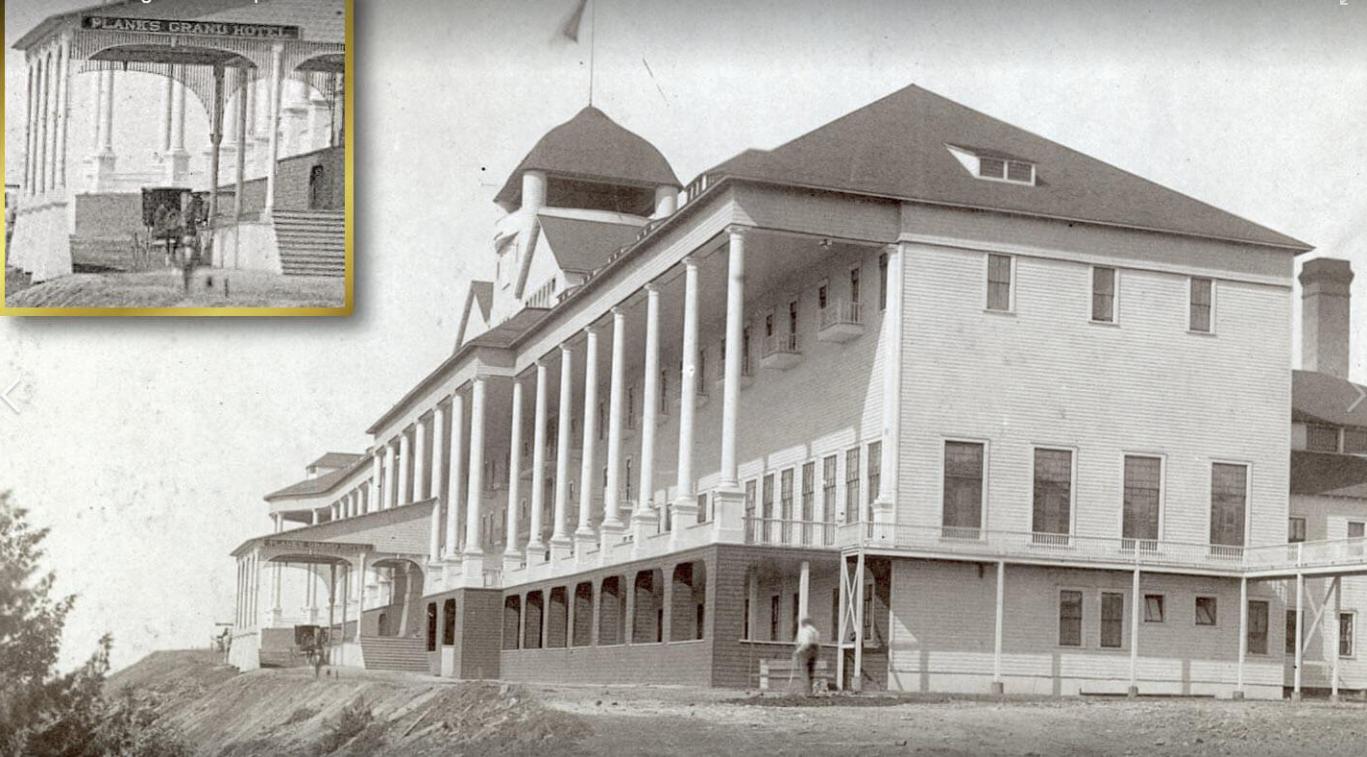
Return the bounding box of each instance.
[161,64,174,153]
[720,227,746,488]
[1332,577,1342,702]
[415,416,430,501]
[1293,572,1305,700]
[233,66,249,225]
[576,328,600,555]
[993,561,1005,695]
[397,429,412,505]
[171,67,187,152]
[381,442,395,510]
[1236,576,1247,698]
[37,54,49,194]
[370,451,383,515]
[429,403,447,562]
[1128,568,1140,697]
[875,245,902,524]
[445,392,466,559]
[55,39,71,189]
[674,258,701,513]
[634,285,662,541]
[465,377,487,558]
[798,560,811,619]
[505,378,526,568]
[24,63,36,195]
[552,346,575,554]
[603,308,627,537]
[264,43,285,214]
[311,508,320,526]
[528,362,549,560]
[88,67,102,154]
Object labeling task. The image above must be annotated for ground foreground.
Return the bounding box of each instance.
[110,651,1367,756]
[4,268,343,309]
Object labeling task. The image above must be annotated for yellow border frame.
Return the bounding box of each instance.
[0,0,354,317]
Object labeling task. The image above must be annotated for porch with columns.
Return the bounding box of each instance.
[367,224,901,596]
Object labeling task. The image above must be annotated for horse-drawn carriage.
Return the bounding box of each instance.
[141,187,210,266]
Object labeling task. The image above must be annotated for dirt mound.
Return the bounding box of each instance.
[111,655,589,756]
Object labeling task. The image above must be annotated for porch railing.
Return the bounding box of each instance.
[838,521,1367,576]
[744,517,838,548]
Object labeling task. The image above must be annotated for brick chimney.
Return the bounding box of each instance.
[1300,258,1354,379]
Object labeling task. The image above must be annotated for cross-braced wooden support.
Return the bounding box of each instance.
[836,551,866,691]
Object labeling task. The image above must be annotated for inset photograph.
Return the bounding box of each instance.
[3,0,351,314]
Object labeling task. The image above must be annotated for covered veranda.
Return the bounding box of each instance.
[837,526,1367,700]
[229,535,427,671]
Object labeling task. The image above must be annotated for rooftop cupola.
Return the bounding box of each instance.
[494,106,680,218]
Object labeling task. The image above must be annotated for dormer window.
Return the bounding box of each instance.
[947,144,1036,186]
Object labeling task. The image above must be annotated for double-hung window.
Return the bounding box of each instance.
[1059,590,1083,647]
[1091,266,1117,322]
[942,441,985,537]
[1248,600,1269,654]
[780,469,794,542]
[986,254,1013,311]
[1190,277,1214,333]
[867,441,881,511]
[1288,516,1307,543]
[822,456,838,535]
[801,462,816,544]
[1100,592,1125,649]
[1209,463,1248,548]
[1341,613,1356,658]
[845,449,861,523]
[1122,455,1162,546]
[1032,448,1072,538]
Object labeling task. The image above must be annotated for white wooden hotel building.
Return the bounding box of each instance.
[230,84,1367,697]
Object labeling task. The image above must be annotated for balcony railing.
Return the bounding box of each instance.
[744,517,838,548]
[763,333,800,356]
[760,333,802,370]
[818,300,864,342]
[820,300,862,330]
[838,522,1367,576]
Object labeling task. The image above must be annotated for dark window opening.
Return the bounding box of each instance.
[502,596,520,650]
[524,591,544,649]
[598,576,625,645]
[442,598,456,645]
[633,569,664,643]
[573,582,593,647]
[547,586,568,648]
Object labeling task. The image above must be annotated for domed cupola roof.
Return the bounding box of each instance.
[495,106,680,208]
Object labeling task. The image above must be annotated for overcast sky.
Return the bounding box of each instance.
[2,0,1365,672]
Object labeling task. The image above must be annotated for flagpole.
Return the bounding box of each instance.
[588,0,597,107]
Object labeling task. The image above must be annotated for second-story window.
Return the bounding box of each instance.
[626,385,636,430]
[789,300,799,340]
[659,369,669,414]
[867,441,882,509]
[597,400,606,441]
[986,254,1012,311]
[850,266,861,305]
[741,327,752,375]
[1092,266,1117,323]
[943,441,985,536]
[822,455,837,527]
[801,462,815,523]
[1190,277,1214,333]
[624,457,633,503]
[1123,455,1162,544]
[765,313,774,338]
[1210,463,1248,548]
[845,448,861,523]
[1288,516,1307,543]
[780,469,794,522]
[1033,448,1073,537]
[818,283,828,311]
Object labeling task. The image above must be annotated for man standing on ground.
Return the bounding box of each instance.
[793,616,821,695]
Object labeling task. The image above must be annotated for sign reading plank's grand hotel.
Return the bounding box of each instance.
[81,16,302,39]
